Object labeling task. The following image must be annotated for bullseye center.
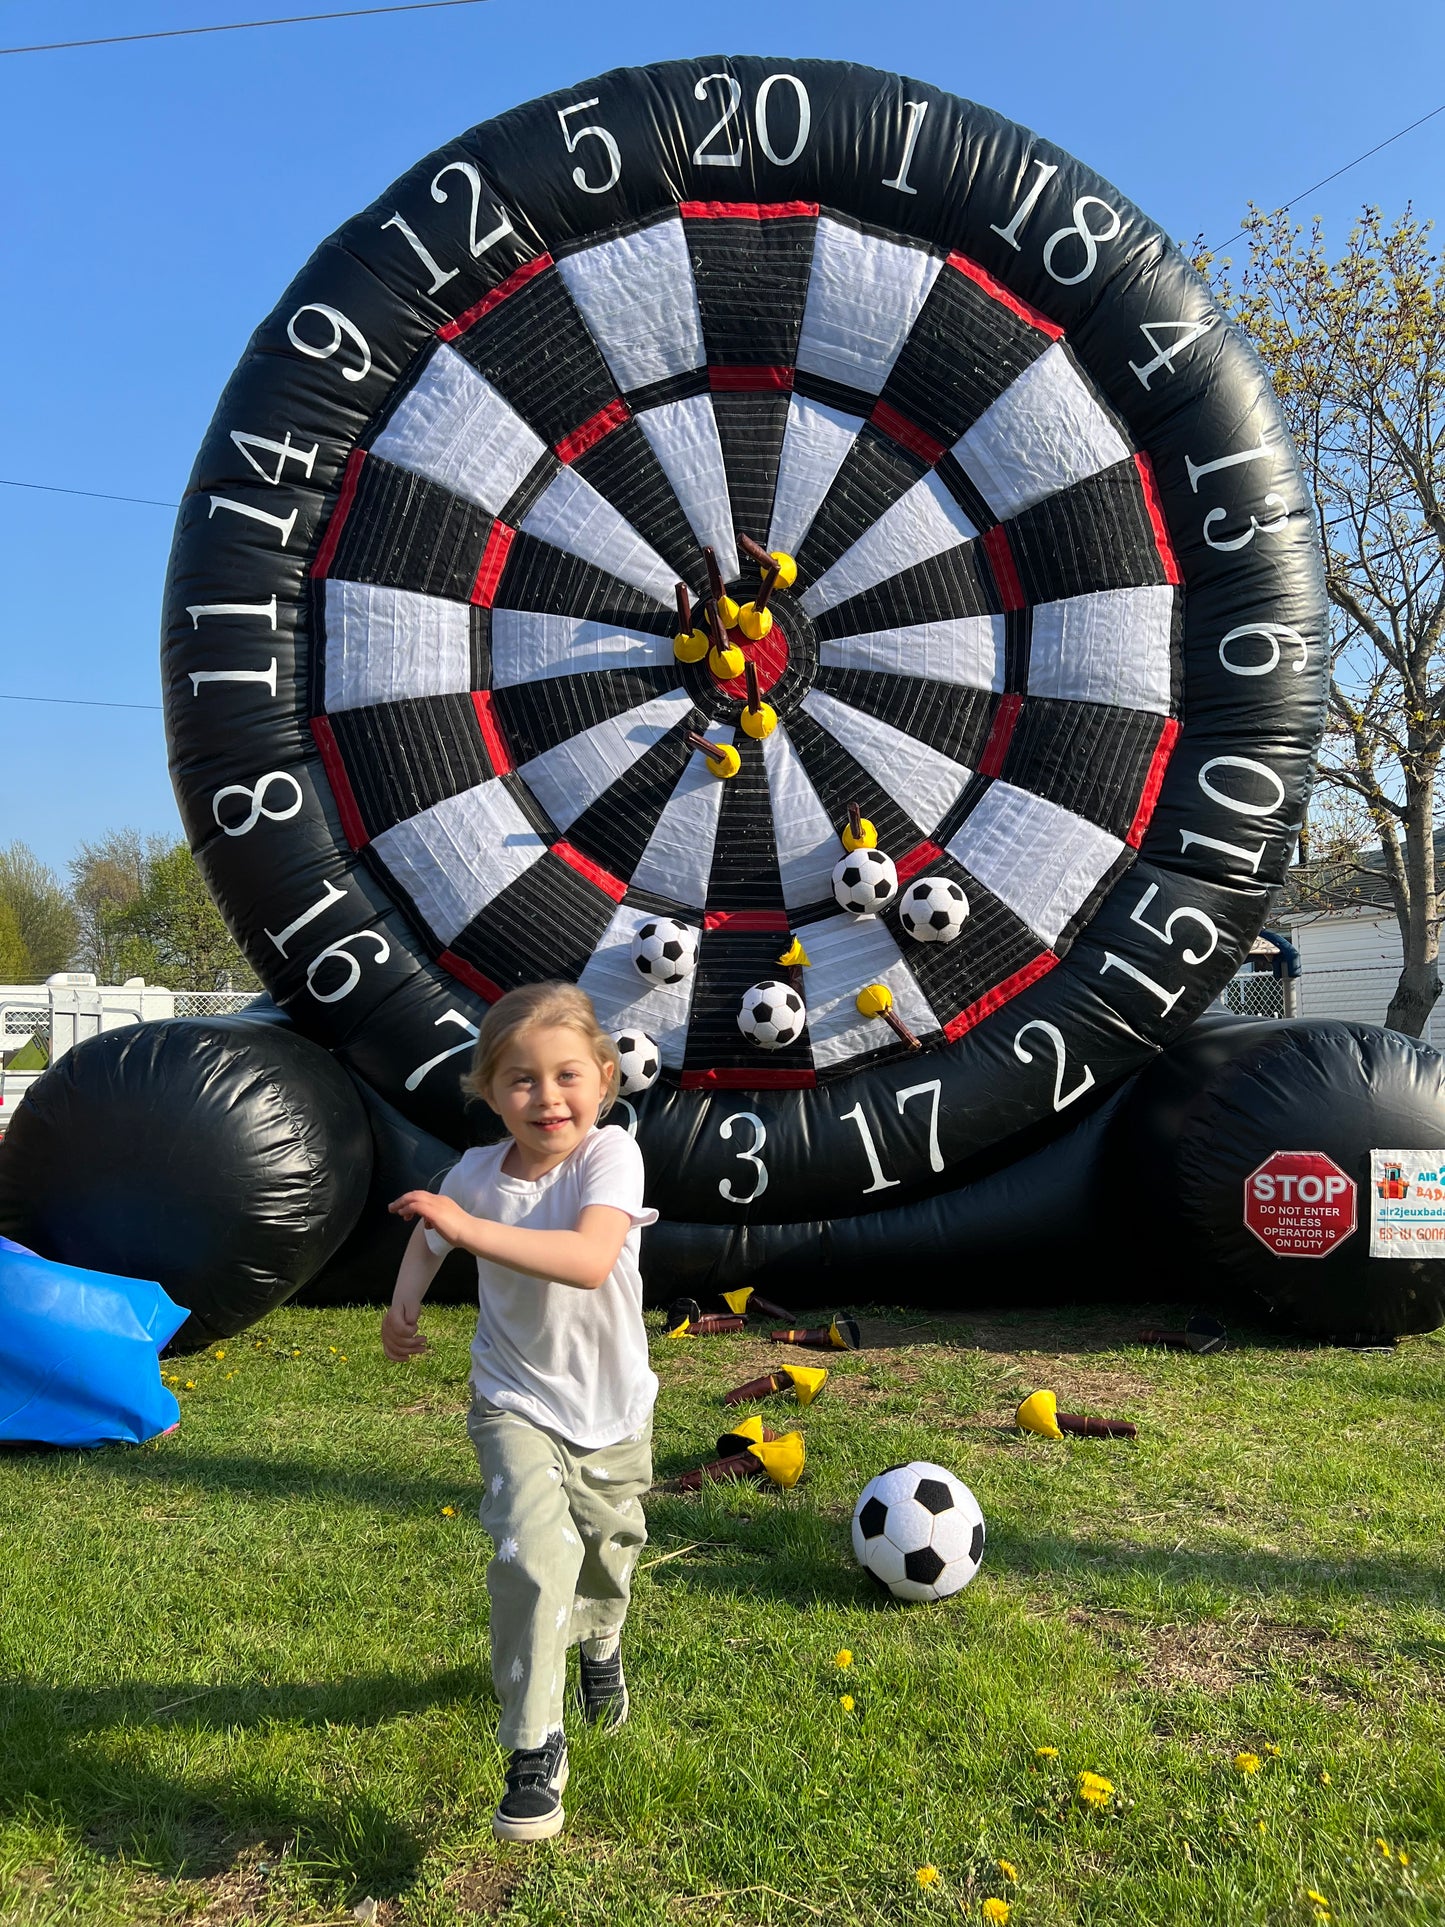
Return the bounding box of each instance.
[716,619,790,698]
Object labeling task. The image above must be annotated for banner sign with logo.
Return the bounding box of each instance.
[1369,1151,1445,1258]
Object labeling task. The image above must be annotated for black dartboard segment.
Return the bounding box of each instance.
[164,58,1326,1230]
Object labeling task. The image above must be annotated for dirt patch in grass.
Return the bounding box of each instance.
[1069,1607,1381,1704]
[440,1858,525,1917]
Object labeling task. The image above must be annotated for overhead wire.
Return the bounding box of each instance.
[1,0,489,56]
[1,477,177,509]
[0,694,163,713]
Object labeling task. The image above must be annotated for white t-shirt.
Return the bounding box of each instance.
[424,1124,659,1449]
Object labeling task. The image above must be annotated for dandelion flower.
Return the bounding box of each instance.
[839,1694,855,1712]
[996,1860,1018,1881]
[329,1347,337,1354]
[835,1649,854,1669]
[1399,1851,1411,1867]
[982,1901,1011,1925]
[1233,1752,1261,1775]
[213,1348,226,1359]
[340,1354,348,1362]
[1264,1742,1281,1756]
[1306,1892,1330,1908]
[1319,1770,1331,1784]
[1034,1745,1059,1760]
[440,1505,456,1517]
[1077,1772,1114,1808]
[1376,1838,1392,1857]
[184,1381,196,1390]
[914,1865,939,1889]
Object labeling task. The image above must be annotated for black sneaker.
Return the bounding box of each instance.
[577,1643,629,1728]
[492,1729,568,1842]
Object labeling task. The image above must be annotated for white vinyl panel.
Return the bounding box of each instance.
[372,779,546,945]
[766,395,862,556]
[554,217,705,392]
[490,611,673,687]
[947,782,1124,946]
[820,614,1005,692]
[629,730,734,909]
[576,903,698,1068]
[520,467,675,602]
[791,909,938,1070]
[518,687,694,833]
[761,727,843,913]
[796,218,944,396]
[635,395,738,577]
[800,472,977,618]
[801,689,971,835]
[1027,586,1175,715]
[323,581,471,712]
[953,343,1132,519]
[370,345,546,513]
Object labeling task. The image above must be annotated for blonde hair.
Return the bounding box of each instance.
[461,981,620,1117]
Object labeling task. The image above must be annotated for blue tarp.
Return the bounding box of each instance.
[0,1236,186,1447]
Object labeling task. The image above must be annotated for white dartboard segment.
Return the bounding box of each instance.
[766,394,863,557]
[489,611,674,687]
[371,345,547,514]
[796,218,944,396]
[519,466,676,603]
[791,910,940,1070]
[372,777,547,946]
[1027,586,1176,715]
[628,730,735,909]
[952,343,1133,520]
[820,614,1005,692]
[516,687,695,833]
[947,782,1125,946]
[760,727,846,913]
[577,903,699,1068]
[322,581,472,712]
[801,689,973,834]
[800,472,977,617]
[634,395,739,578]
[554,216,706,394]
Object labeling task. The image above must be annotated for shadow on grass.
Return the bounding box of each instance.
[845,1300,1306,1354]
[0,1664,491,1889]
[46,1445,468,1515]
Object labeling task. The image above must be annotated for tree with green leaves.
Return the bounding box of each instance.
[69,834,259,991]
[1202,207,1445,1035]
[0,843,78,982]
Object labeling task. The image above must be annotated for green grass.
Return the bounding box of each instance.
[2,1302,1444,1927]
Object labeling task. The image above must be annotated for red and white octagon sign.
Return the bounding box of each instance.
[1244,1151,1358,1258]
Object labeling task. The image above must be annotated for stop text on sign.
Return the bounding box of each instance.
[1244,1150,1357,1259]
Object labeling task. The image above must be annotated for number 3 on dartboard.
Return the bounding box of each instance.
[1012,1021,1096,1111]
[717,1111,769,1204]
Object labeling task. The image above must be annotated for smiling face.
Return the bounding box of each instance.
[484,1023,614,1177]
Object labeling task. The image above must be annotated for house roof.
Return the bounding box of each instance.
[1281,828,1445,918]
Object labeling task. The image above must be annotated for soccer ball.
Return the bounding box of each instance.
[898,875,970,944]
[630,916,698,984]
[737,980,807,1050]
[612,1030,661,1096]
[851,1462,985,1602]
[832,847,898,915]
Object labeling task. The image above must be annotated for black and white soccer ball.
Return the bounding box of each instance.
[612,1030,661,1096]
[630,916,699,984]
[898,875,970,944]
[832,847,899,915]
[851,1462,985,1602]
[737,980,807,1051]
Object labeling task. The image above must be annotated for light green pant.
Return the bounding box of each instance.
[467,1395,652,1750]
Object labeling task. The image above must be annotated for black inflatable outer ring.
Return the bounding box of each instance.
[162,57,1327,1234]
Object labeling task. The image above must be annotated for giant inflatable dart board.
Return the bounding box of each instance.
[164,58,1326,1247]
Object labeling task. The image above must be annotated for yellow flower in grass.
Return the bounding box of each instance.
[184,1381,196,1391]
[982,1901,1011,1925]
[1077,1772,1113,1808]
[1319,1770,1332,1784]
[835,1649,853,1669]
[1233,1752,1261,1775]
[1399,1851,1411,1867]
[440,1505,456,1517]
[839,1694,855,1712]
[1376,1838,1392,1857]
[1034,1745,1059,1760]
[213,1348,226,1359]
[1264,1742,1281,1756]
[1306,1892,1330,1908]
[996,1860,1018,1882]
[915,1865,939,1889]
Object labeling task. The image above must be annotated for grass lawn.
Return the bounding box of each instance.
[2,1300,1444,1926]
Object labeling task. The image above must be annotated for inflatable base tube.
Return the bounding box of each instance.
[0,1015,372,1349]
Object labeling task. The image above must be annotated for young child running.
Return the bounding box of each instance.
[381,983,657,1843]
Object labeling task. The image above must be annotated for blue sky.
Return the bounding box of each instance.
[2,0,1442,878]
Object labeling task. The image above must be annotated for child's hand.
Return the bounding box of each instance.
[389,1189,469,1246]
[381,1291,429,1361]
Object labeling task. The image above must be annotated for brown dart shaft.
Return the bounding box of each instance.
[753,560,780,615]
[707,596,729,654]
[882,1006,922,1050]
[747,1294,797,1323]
[674,582,692,632]
[769,1322,859,1350]
[848,802,864,842]
[682,1312,746,1336]
[722,1372,789,1406]
[676,1452,763,1491]
[684,730,727,765]
[716,1424,778,1457]
[1056,1413,1137,1439]
[745,659,762,714]
[738,532,774,567]
[703,545,727,605]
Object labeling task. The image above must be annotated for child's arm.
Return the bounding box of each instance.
[381,1219,446,1360]
[389,1190,631,1291]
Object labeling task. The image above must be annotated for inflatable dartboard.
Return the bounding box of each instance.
[163,58,1326,1248]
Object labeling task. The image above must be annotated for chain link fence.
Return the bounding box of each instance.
[171,991,263,1017]
[1214,971,1285,1018]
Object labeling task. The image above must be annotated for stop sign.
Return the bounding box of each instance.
[1244,1151,1358,1258]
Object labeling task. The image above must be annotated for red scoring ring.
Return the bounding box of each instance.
[716,618,790,699]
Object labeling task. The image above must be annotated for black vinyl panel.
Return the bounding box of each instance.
[562,721,701,881]
[449,269,618,450]
[783,710,925,853]
[494,535,675,632]
[490,667,679,765]
[705,735,785,914]
[683,930,813,1077]
[879,263,1052,446]
[933,453,995,534]
[623,369,711,413]
[884,855,1051,1026]
[811,540,998,639]
[810,668,996,769]
[711,392,791,555]
[328,694,492,839]
[685,211,817,367]
[499,453,562,527]
[1008,461,1168,605]
[468,606,492,687]
[326,458,492,601]
[571,419,706,583]
[1001,698,1168,842]
[447,851,618,991]
[792,425,929,589]
[791,368,878,419]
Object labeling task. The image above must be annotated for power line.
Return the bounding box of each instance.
[1,0,488,56]
[0,694,162,713]
[1,477,177,509]
[1209,100,1445,252]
